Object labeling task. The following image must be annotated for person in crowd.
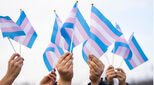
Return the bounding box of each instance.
[0,53,24,85]
[40,68,57,85]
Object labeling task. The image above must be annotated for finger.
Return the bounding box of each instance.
[116,68,125,73]
[106,69,115,74]
[13,57,24,63]
[89,60,99,71]
[116,72,126,78]
[68,64,73,71]
[65,59,73,69]
[10,53,20,61]
[51,70,57,77]
[90,54,103,67]
[107,65,114,71]
[61,53,73,65]
[49,73,56,80]
[53,68,56,72]
[58,52,70,63]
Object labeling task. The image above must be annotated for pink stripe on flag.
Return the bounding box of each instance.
[1,27,21,32]
[72,34,80,46]
[90,25,112,46]
[123,49,130,59]
[91,13,120,40]
[75,20,90,40]
[116,47,123,55]
[65,17,75,23]
[129,41,144,64]
[0,19,14,23]
[46,52,55,68]
[129,59,137,68]
[20,17,29,30]
[55,31,61,46]
[23,27,34,46]
[83,46,91,58]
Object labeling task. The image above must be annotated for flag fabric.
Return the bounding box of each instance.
[125,33,148,70]
[13,10,37,48]
[82,5,122,63]
[43,43,64,71]
[51,12,68,49]
[61,2,90,52]
[43,12,65,71]
[112,24,132,61]
[0,16,25,39]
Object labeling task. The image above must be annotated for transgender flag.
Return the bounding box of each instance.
[112,24,132,61]
[51,12,68,49]
[82,5,122,63]
[125,33,148,70]
[61,2,90,52]
[0,16,25,39]
[43,12,65,71]
[43,43,64,71]
[13,10,37,48]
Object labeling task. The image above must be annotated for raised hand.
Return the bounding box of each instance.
[0,53,24,85]
[40,69,56,85]
[56,52,73,85]
[88,54,105,85]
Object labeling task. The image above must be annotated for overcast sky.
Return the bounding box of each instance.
[0,0,153,85]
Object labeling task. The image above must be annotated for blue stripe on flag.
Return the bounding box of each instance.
[91,6,122,37]
[51,19,58,43]
[76,8,91,37]
[62,23,74,29]
[113,42,130,53]
[57,46,65,56]
[91,33,108,53]
[73,2,77,8]
[0,16,12,20]
[45,47,55,52]
[27,32,37,48]
[124,59,133,70]
[16,11,26,26]
[131,36,148,61]
[127,50,132,60]
[43,53,53,71]
[2,31,25,39]
[82,40,88,63]
[61,26,75,52]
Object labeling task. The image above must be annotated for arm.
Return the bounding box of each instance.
[0,53,24,85]
[56,52,73,85]
[88,54,105,85]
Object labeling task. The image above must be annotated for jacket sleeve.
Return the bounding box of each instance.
[88,78,113,85]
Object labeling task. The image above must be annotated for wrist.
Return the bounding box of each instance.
[91,78,101,85]
[0,74,15,85]
[57,78,72,85]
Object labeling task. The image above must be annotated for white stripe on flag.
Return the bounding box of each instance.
[74,26,84,44]
[91,19,114,43]
[0,22,18,28]
[23,22,32,33]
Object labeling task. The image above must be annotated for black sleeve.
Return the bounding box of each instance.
[53,82,57,85]
[88,78,111,85]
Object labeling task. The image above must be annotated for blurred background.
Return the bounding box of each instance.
[0,0,153,85]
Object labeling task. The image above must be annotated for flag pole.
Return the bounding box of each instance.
[69,0,78,53]
[112,43,115,66]
[7,38,16,53]
[19,8,22,55]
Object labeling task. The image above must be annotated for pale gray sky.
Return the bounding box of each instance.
[0,0,153,85]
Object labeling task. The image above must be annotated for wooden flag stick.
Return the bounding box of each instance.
[7,38,16,53]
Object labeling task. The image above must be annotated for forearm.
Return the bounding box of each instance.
[0,74,15,85]
[57,78,71,85]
